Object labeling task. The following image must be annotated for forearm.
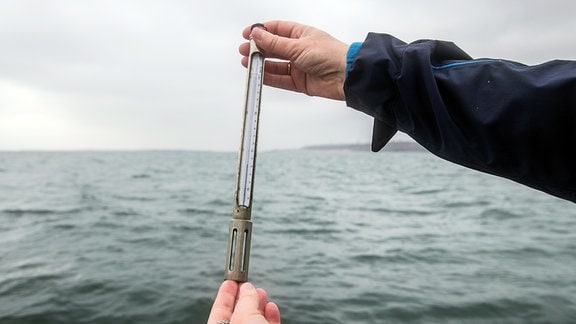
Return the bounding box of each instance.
[344,33,576,202]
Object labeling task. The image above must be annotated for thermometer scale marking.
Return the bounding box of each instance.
[237,51,264,208]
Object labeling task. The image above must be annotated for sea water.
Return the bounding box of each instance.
[0,150,574,323]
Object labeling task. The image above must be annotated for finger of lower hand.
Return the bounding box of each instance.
[207,280,238,324]
[265,302,281,324]
[256,288,268,312]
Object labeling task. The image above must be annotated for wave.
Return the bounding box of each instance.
[1,208,82,216]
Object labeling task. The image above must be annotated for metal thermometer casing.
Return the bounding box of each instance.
[224,27,265,282]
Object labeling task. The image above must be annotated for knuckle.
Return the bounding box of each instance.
[268,34,280,52]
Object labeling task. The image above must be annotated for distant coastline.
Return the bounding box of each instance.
[301,141,426,152]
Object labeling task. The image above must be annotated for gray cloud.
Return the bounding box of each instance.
[1,0,574,150]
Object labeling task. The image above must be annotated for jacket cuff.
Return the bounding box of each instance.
[346,42,363,78]
[344,34,403,151]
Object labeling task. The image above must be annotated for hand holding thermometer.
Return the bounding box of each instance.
[224,23,266,282]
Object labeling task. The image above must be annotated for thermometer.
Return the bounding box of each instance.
[224,23,266,282]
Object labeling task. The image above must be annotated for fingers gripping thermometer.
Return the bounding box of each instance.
[224,24,266,282]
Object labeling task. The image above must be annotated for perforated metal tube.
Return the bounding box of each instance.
[224,218,252,282]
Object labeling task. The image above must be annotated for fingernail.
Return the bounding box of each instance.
[240,282,256,295]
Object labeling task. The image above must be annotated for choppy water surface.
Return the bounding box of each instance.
[0,151,574,323]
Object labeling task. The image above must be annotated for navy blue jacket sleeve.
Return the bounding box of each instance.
[344,33,576,203]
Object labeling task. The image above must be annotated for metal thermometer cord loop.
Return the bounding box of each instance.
[224,24,266,282]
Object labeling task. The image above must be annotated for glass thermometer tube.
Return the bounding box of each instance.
[224,24,265,282]
[237,43,264,208]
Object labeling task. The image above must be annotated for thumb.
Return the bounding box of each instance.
[235,282,261,311]
[251,27,293,61]
[230,282,270,324]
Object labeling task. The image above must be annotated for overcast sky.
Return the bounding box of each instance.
[1,0,575,151]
